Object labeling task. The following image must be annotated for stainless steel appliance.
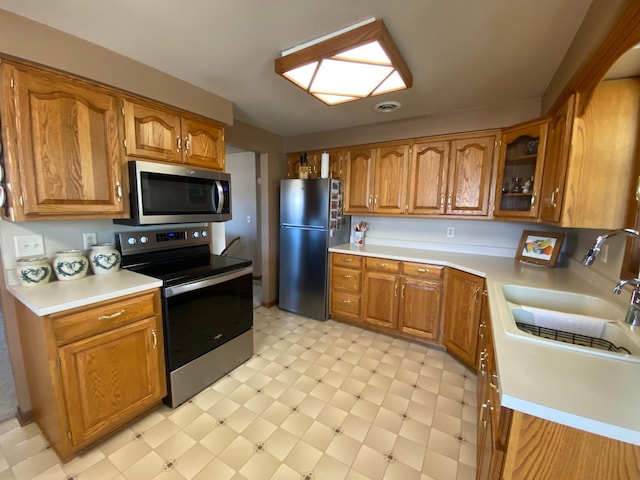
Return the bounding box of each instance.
[279,178,350,320]
[117,226,252,407]
[115,160,231,225]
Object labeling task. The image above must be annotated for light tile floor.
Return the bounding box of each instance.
[0,306,477,479]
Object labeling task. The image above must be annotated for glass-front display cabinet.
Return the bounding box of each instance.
[494,120,548,218]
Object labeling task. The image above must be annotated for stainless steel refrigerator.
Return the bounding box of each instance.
[279,178,350,320]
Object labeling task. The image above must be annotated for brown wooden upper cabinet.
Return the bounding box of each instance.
[494,120,548,219]
[122,99,225,171]
[286,150,346,180]
[0,62,125,221]
[345,143,409,215]
[407,133,496,216]
[539,79,640,228]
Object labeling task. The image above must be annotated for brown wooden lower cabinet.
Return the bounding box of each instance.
[15,289,167,462]
[443,269,484,368]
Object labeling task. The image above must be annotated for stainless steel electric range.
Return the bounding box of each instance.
[116,226,253,407]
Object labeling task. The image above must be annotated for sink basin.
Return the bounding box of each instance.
[501,284,620,320]
[499,284,640,362]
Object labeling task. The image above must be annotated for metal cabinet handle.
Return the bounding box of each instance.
[342,299,351,304]
[177,136,182,151]
[343,274,353,279]
[184,137,190,152]
[416,268,428,273]
[394,283,398,297]
[636,176,640,202]
[401,284,405,298]
[440,194,445,208]
[152,329,157,349]
[447,194,452,207]
[98,309,125,320]
[342,258,353,263]
[490,373,500,393]
[375,262,389,268]
[551,187,559,208]
[116,182,122,201]
[530,193,535,207]
[367,195,372,206]
[374,195,378,205]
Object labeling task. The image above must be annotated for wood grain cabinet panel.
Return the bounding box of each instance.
[372,144,409,214]
[443,268,484,368]
[331,254,443,342]
[122,98,225,171]
[330,253,364,323]
[0,62,124,220]
[345,148,375,213]
[448,135,495,216]
[540,79,640,228]
[407,140,450,215]
[15,289,166,462]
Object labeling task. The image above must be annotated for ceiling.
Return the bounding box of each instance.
[0,0,596,138]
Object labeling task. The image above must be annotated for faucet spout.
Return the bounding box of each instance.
[582,228,640,266]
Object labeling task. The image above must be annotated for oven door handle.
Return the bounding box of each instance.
[164,266,252,297]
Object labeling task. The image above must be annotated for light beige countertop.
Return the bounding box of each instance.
[329,243,640,446]
[8,269,162,316]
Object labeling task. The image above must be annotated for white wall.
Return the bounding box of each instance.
[224,152,261,276]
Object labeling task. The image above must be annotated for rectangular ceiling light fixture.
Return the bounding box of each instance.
[275,18,412,106]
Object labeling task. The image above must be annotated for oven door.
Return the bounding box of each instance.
[163,266,252,372]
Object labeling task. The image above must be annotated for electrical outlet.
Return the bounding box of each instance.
[83,232,97,250]
[14,235,45,258]
[446,227,454,238]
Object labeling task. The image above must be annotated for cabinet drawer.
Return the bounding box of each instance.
[50,290,159,345]
[332,253,363,268]
[402,262,444,280]
[332,266,362,293]
[365,257,401,273]
[330,291,361,318]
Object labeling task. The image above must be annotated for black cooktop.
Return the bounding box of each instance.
[125,250,252,287]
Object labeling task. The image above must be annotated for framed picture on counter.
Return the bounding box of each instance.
[516,230,565,266]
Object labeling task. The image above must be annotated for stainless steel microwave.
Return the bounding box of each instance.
[115,160,231,225]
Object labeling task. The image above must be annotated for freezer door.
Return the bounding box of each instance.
[280,179,330,228]
[278,225,329,320]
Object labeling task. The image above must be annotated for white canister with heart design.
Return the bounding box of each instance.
[89,243,121,275]
[53,250,89,281]
[16,256,52,287]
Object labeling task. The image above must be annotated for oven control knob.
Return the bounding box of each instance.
[193,231,200,238]
[201,230,208,237]
[140,236,149,244]
[127,237,136,245]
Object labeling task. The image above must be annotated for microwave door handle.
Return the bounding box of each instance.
[214,180,224,214]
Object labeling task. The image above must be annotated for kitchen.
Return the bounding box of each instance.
[0,0,639,479]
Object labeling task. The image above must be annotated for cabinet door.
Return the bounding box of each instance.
[328,150,346,180]
[407,140,449,215]
[10,66,124,218]
[398,278,442,340]
[373,144,409,214]
[539,96,574,223]
[443,269,484,368]
[447,135,495,215]
[122,99,182,162]
[494,121,548,219]
[59,317,166,448]
[363,271,399,329]
[345,148,375,213]
[182,116,225,170]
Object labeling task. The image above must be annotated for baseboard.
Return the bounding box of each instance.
[16,406,32,426]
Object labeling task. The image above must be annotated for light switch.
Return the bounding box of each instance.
[15,235,45,258]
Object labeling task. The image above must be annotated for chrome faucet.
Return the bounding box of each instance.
[583,228,640,326]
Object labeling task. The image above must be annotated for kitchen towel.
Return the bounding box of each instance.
[521,305,609,338]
